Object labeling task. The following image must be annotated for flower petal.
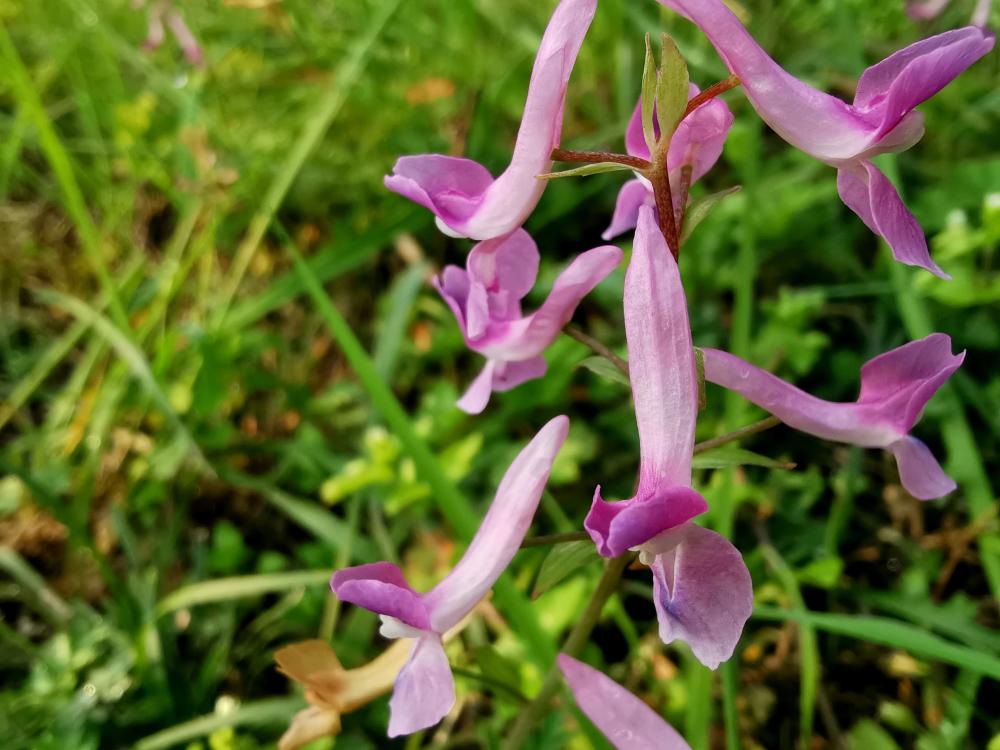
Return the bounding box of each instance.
[278,706,341,750]
[467,229,540,304]
[384,0,597,239]
[585,485,708,557]
[907,0,952,20]
[854,27,994,137]
[668,86,734,182]
[628,206,698,488]
[837,161,948,278]
[484,245,623,361]
[424,416,569,631]
[387,636,455,737]
[648,524,752,670]
[456,360,498,415]
[603,179,652,240]
[330,562,431,631]
[657,0,876,162]
[890,436,957,500]
[492,357,548,392]
[558,654,692,750]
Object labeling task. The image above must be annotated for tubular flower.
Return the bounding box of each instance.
[435,229,623,414]
[908,0,992,28]
[701,334,965,500]
[330,416,569,736]
[657,0,994,277]
[558,655,692,750]
[135,0,204,66]
[584,207,752,670]
[384,0,597,241]
[603,84,734,240]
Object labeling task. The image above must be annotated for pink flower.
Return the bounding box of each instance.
[657,0,994,277]
[908,0,992,28]
[702,334,965,500]
[385,0,597,240]
[584,207,752,669]
[331,417,569,736]
[136,0,204,66]
[603,84,733,240]
[435,229,623,413]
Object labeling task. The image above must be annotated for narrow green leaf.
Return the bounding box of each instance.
[656,33,689,142]
[692,446,794,470]
[134,697,305,750]
[156,570,331,615]
[641,33,658,155]
[538,162,635,180]
[532,541,601,598]
[578,356,629,386]
[846,720,902,750]
[681,186,742,244]
[754,607,1000,680]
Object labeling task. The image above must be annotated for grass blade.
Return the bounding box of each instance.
[156,570,332,615]
[133,697,305,750]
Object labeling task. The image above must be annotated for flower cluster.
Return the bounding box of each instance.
[281,0,992,744]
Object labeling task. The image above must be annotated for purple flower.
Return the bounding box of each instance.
[384,0,597,240]
[657,0,994,277]
[701,334,965,500]
[604,84,734,240]
[135,0,204,66]
[330,417,569,736]
[435,229,623,414]
[908,0,992,28]
[558,654,692,750]
[584,206,752,669]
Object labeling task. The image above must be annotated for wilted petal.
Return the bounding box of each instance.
[424,416,569,631]
[482,245,623,361]
[278,706,341,750]
[388,636,455,737]
[854,27,994,137]
[647,524,752,670]
[603,179,653,240]
[385,0,597,239]
[558,654,692,750]
[330,562,430,631]
[890,436,957,499]
[585,486,708,557]
[456,360,498,415]
[837,161,947,278]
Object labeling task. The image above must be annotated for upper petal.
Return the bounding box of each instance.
[889,436,957,500]
[628,206,698,488]
[467,229,541,303]
[385,154,494,231]
[649,524,753,670]
[602,179,653,240]
[557,654,692,750]
[657,0,876,162]
[330,562,431,631]
[668,85,734,182]
[387,636,455,737]
[424,416,569,631]
[585,485,708,558]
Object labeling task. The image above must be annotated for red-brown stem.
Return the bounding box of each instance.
[550,148,650,171]
[649,147,679,257]
[675,164,694,242]
[683,74,741,117]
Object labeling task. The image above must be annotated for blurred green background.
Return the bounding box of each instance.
[1,0,998,748]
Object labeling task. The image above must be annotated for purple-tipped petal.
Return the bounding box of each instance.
[854,27,994,137]
[890,436,957,500]
[657,0,876,162]
[647,524,752,670]
[331,562,431,631]
[424,416,569,631]
[384,0,597,239]
[558,654,692,750]
[483,245,623,360]
[387,636,455,737]
[492,357,548,392]
[837,161,948,277]
[457,360,497,415]
[603,179,653,240]
[628,207,698,488]
[585,486,708,557]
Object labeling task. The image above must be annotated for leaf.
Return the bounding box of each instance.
[641,33,658,155]
[156,570,331,615]
[473,645,522,695]
[681,186,742,244]
[656,33,689,142]
[795,557,843,589]
[532,541,601,598]
[846,720,902,750]
[578,356,629,386]
[133,697,306,750]
[692,446,794,470]
[538,162,635,180]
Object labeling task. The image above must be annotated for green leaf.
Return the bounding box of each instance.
[578,356,629,386]
[156,570,331,615]
[681,186,742,244]
[641,33,658,155]
[532,541,601,598]
[795,557,844,589]
[847,720,902,750]
[473,645,522,695]
[656,33,689,142]
[692,446,794,470]
[538,162,635,180]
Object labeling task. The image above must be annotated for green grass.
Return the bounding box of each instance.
[1,0,998,748]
